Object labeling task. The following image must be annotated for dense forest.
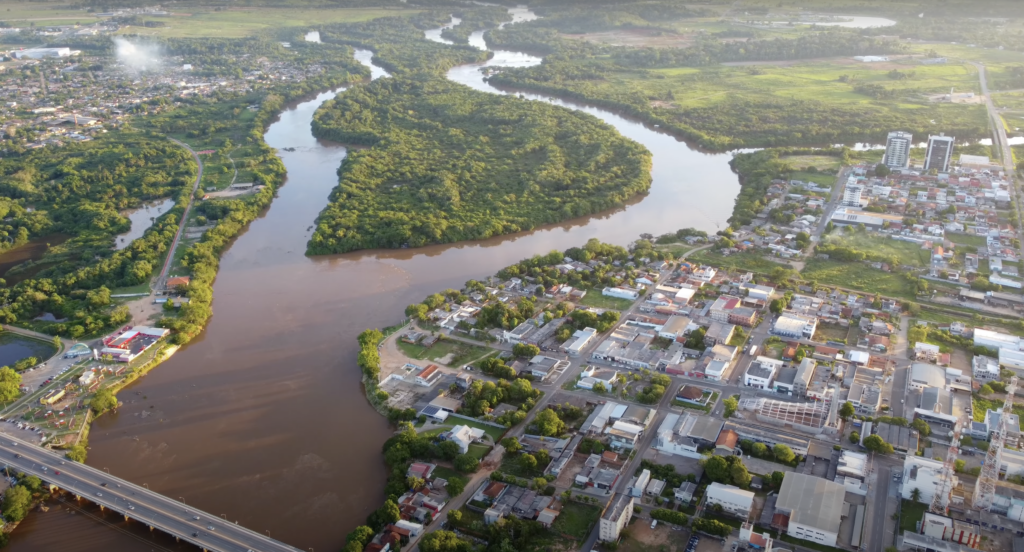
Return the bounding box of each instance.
[317,13,490,75]
[441,7,511,45]
[307,76,651,254]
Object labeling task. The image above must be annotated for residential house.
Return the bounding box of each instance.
[442,425,485,454]
[706,483,755,519]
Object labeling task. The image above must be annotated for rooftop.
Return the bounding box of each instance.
[775,472,846,534]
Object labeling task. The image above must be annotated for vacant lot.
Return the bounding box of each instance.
[688,250,791,274]
[551,502,602,539]
[789,170,836,187]
[781,154,843,172]
[800,259,916,299]
[396,337,494,367]
[824,233,931,267]
[946,233,989,248]
[579,291,636,311]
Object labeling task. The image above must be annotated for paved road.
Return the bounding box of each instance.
[0,434,301,552]
[157,138,205,290]
[974,62,1024,260]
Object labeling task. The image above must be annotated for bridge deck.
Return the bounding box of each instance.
[0,435,301,552]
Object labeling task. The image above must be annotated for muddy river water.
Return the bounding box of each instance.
[9,7,743,551]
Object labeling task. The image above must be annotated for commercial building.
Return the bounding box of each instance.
[706,482,755,519]
[603,287,640,301]
[563,327,598,356]
[1001,348,1024,371]
[745,356,782,389]
[628,469,651,497]
[884,130,913,169]
[599,493,634,542]
[12,47,73,59]
[910,362,947,391]
[974,328,1021,352]
[658,315,692,340]
[793,358,817,398]
[902,456,953,506]
[772,312,817,339]
[925,134,955,172]
[709,295,743,324]
[654,413,723,458]
[738,396,836,435]
[775,473,846,548]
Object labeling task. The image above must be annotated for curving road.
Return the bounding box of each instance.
[0,434,300,552]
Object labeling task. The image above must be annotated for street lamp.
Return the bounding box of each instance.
[103,467,109,474]
[142,483,149,489]
[179,497,186,505]
[220,514,226,520]
[266,530,271,537]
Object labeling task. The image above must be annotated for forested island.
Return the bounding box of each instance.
[307,76,652,254]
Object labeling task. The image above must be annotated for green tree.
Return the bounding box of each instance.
[592,381,607,394]
[839,401,855,420]
[2,486,31,522]
[20,475,41,493]
[519,453,538,472]
[773,444,796,463]
[979,384,994,396]
[723,396,739,418]
[66,444,87,463]
[533,408,566,437]
[454,454,479,473]
[438,439,461,461]
[850,431,860,443]
[367,499,400,530]
[769,299,784,314]
[702,456,730,483]
[446,476,467,497]
[0,367,21,403]
[512,343,540,358]
[910,487,922,503]
[863,434,894,455]
[752,442,768,457]
[875,163,890,177]
[954,459,966,473]
[448,509,462,524]
[90,387,118,414]
[730,461,752,489]
[500,437,522,453]
[911,418,931,438]
[420,530,472,552]
[345,526,376,551]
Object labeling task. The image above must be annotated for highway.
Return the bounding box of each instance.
[0,434,301,552]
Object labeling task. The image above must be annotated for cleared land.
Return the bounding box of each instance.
[578,292,635,311]
[823,233,932,267]
[800,259,916,299]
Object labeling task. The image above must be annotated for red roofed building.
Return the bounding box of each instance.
[709,295,743,324]
[166,276,190,288]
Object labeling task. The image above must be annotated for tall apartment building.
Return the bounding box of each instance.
[842,183,863,207]
[599,493,634,542]
[924,134,954,172]
[883,131,913,169]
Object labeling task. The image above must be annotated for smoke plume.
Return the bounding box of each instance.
[113,37,162,72]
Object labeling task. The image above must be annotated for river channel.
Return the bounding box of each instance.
[9,7,743,551]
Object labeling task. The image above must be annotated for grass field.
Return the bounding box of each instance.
[900,500,928,533]
[550,502,602,539]
[396,337,494,367]
[467,443,492,460]
[115,7,418,38]
[790,170,836,187]
[800,259,916,299]
[780,155,843,172]
[688,250,792,274]
[578,291,635,311]
[824,233,931,267]
[945,233,989,248]
[0,2,100,24]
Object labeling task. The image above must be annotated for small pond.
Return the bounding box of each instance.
[0,333,56,369]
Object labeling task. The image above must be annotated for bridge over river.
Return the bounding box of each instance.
[0,435,302,552]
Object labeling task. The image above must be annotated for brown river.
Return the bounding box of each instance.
[9,7,740,551]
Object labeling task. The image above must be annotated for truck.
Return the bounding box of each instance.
[747,344,758,356]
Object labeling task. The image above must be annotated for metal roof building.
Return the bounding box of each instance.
[775,473,847,547]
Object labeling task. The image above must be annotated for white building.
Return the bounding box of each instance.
[902,456,953,506]
[599,494,634,542]
[925,134,955,172]
[772,312,817,339]
[974,328,1021,352]
[972,355,1000,382]
[745,356,782,389]
[603,287,640,300]
[842,183,864,207]
[691,266,717,282]
[909,363,946,391]
[442,425,485,454]
[629,469,651,497]
[884,130,913,169]
[12,47,72,59]
[775,473,846,548]
[1001,348,1024,371]
[658,315,692,340]
[563,327,597,356]
[706,482,755,519]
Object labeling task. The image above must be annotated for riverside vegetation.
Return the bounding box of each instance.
[307,76,652,254]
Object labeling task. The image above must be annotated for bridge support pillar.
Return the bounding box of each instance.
[98,505,104,511]
[124,514,129,521]
[149,526,154,531]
